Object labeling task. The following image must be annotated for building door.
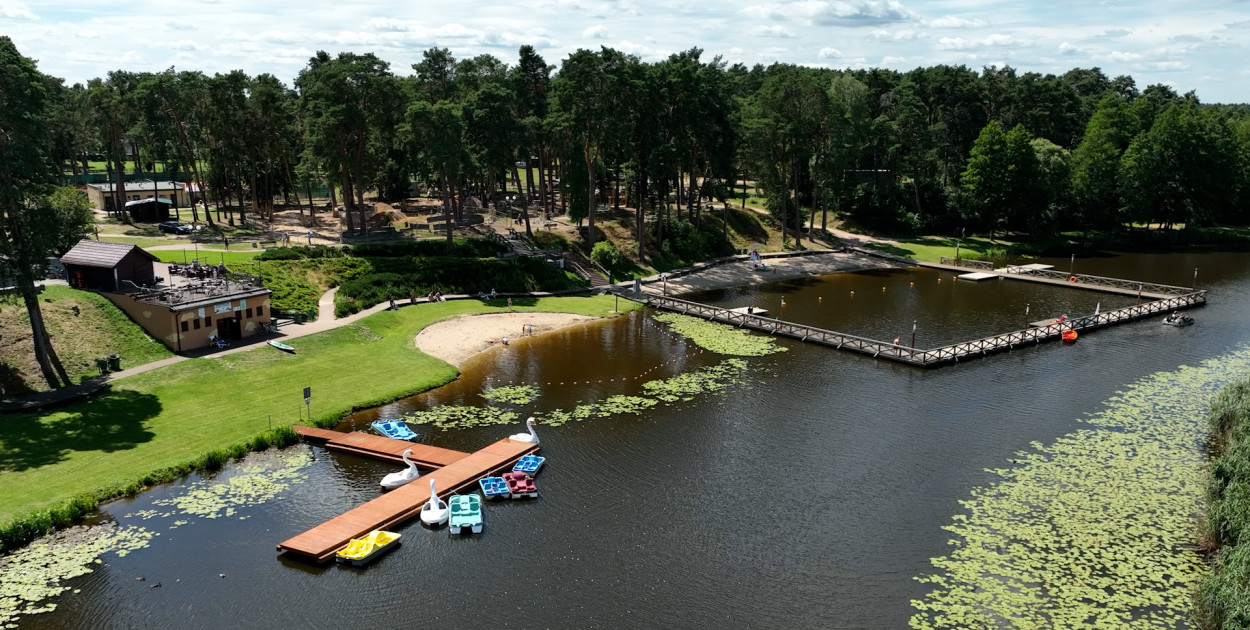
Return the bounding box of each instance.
[217,316,242,340]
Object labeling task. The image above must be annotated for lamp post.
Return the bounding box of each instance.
[1193,267,1198,289]
[661,273,669,296]
[1024,303,1029,328]
[911,320,917,350]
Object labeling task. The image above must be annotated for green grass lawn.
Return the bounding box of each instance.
[0,295,634,529]
[865,236,1012,263]
[0,286,174,396]
[150,249,262,266]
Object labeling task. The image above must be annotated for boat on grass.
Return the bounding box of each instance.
[267,340,295,353]
[1163,312,1194,327]
[335,530,400,566]
[371,419,418,441]
[448,494,483,535]
[503,471,538,499]
[479,476,510,500]
[512,454,545,475]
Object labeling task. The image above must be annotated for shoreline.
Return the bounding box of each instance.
[415,312,600,367]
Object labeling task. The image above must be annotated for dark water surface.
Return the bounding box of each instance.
[23,251,1250,629]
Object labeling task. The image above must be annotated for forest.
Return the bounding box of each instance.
[15,36,1250,255]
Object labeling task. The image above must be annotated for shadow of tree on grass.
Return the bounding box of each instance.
[0,390,161,473]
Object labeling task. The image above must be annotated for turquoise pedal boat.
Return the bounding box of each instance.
[478,476,509,500]
[371,420,418,441]
[512,454,545,475]
[448,494,483,535]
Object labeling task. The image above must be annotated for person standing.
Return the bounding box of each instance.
[306,231,313,245]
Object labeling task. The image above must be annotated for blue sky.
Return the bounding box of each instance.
[4,0,1248,102]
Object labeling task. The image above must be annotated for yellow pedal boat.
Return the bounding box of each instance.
[335,530,401,566]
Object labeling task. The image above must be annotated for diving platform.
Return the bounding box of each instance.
[279,429,538,563]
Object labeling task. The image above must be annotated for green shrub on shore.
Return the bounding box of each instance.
[1197,375,1250,630]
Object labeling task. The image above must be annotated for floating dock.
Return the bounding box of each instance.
[957,272,997,281]
[279,428,538,563]
[294,425,468,468]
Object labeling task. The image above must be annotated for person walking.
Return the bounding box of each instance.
[306,231,313,245]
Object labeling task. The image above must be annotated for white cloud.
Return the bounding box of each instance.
[582,24,608,38]
[169,40,203,52]
[871,28,920,40]
[1148,60,1190,71]
[817,46,842,58]
[935,33,1024,50]
[365,18,411,32]
[1103,50,1143,61]
[1058,42,1081,55]
[741,0,913,26]
[752,25,798,38]
[881,55,906,65]
[74,29,103,39]
[0,1,38,19]
[925,15,985,29]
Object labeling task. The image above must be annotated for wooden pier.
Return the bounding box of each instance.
[294,425,469,467]
[640,288,1204,368]
[278,428,538,563]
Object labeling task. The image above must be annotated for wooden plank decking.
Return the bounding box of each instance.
[277,437,538,563]
[292,425,469,467]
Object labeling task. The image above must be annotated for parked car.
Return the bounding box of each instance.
[158,221,192,234]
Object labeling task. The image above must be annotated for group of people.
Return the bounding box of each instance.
[426,291,446,302]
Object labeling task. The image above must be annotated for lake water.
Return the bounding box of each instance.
[18,251,1250,629]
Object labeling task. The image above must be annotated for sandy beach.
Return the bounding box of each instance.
[415,312,599,366]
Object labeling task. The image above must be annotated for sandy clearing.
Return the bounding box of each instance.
[414,312,600,367]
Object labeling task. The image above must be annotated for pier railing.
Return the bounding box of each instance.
[939,257,993,270]
[642,289,1206,368]
[1001,267,1195,297]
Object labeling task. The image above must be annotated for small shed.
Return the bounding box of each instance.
[60,240,161,292]
[125,197,172,223]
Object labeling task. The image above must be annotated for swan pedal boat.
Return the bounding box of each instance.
[448,494,484,535]
[335,530,401,566]
[267,340,295,353]
[1163,313,1194,327]
[371,420,418,441]
[512,455,545,475]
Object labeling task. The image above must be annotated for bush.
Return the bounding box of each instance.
[333,257,586,316]
[349,237,501,258]
[591,241,624,276]
[256,245,345,261]
[648,218,734,264]
[1197,375,1250,628]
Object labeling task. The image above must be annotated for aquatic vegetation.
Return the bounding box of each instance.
[482,385,540,405]
[642,359,748,402]
[403,405,519,430]
[0,522,154,628]
[407,359,751,430]
[125,452,312,524]
[653,313,788,356]
[910,349,1250,629]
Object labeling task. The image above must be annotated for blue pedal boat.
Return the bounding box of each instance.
[512,454,545,475]
[371,419,418,441]
[478,476,510,500]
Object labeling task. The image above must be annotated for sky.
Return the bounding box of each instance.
[3,0,1248,103]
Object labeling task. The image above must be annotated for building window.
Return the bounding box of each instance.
[204,317,211,327]
[192,318,200,330]
[246,308,253,318]
[181,320,189,332]
[256,305,264,316]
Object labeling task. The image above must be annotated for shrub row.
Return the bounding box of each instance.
[334,257,585,316]
[255,244,346,261]
[1196,376,1250,630]
[349,237,502,258]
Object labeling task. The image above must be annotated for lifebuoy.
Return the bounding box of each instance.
[1068,275,1077,283]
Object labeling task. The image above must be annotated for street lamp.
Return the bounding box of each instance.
[660,273,669,296]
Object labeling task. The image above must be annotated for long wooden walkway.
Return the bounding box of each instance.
[278,433,538,563]
[293,425,469,467]
[641,289,1205,368]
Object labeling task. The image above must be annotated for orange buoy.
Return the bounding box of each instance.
[1068,275,1077,283]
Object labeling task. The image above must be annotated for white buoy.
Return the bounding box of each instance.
[509,417,539,444]
[420,479,448,526]
[380,449,419,490]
